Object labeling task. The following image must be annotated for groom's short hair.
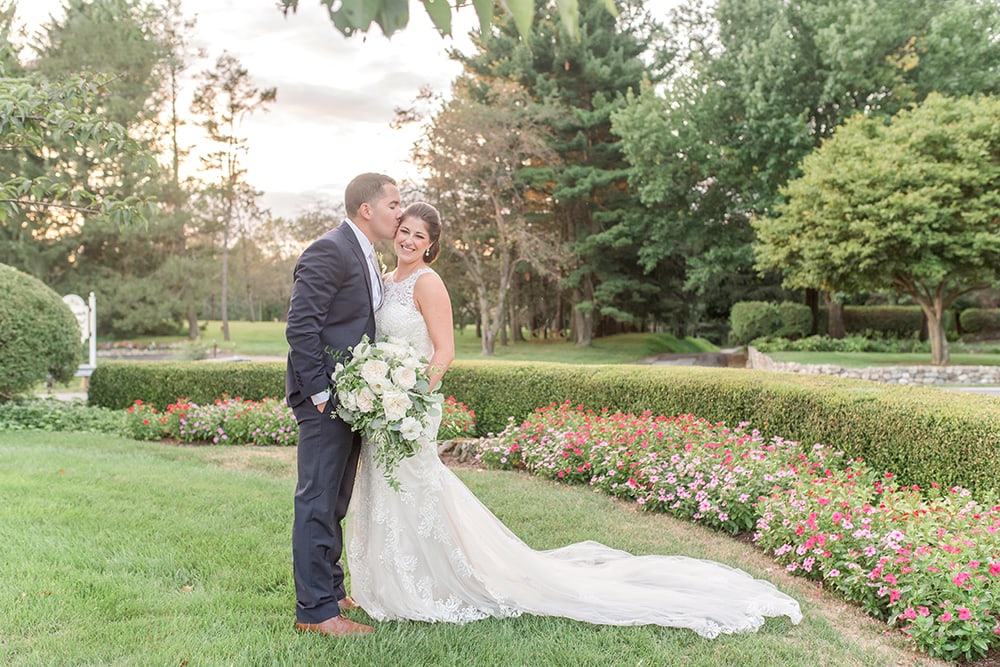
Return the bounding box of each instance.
[346,173,396,218]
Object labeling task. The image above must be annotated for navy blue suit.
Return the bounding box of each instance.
[286,222,376,624]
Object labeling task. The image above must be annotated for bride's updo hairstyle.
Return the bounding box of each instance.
[403,202,443,264]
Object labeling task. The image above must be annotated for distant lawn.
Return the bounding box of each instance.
[123,321,719,365]
[0,431,942,667]
[768,350,1000,368]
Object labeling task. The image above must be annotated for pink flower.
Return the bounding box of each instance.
[917,606,930,616]
[958,608,972,621]
[940,612,953,622]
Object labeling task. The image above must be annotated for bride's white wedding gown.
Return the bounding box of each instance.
[344,268,802,637]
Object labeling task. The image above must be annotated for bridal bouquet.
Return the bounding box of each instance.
[331,335,442,490]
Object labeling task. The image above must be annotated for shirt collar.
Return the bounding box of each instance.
[343,218,376,257]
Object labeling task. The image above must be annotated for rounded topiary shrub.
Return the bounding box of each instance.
[775,301,813,339]
[729,301,781,345]
[0,264,81,401]
[959,308,1000,337]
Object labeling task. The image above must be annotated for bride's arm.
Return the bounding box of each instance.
[414,272,455,391]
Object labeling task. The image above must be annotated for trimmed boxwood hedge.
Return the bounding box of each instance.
[88,359,1000,494]
[444,361,1000,495]
[89,361,286,409]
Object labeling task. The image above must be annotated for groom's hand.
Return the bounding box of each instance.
[316,401,327,413]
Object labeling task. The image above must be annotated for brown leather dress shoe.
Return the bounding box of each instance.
[295,615,374,637]
[338,596,359,611]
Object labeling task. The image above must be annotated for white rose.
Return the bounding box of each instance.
[352,339,371,360]
[390,365,417,390]
[361,359,390,393]
[337,389,358,412]
[356,387,376,413]
[399,416,423,441]
[376,339,406,359]
[331,362,345,381]
[382,389,412,422]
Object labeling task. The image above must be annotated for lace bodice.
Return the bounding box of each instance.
[375,268,435,359]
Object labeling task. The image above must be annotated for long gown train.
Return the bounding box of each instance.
[344,268,802,637]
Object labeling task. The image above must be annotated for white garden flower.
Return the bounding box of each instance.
[390,365,417,390]
[399,416,423,441]
[352,339,371,360]
[382,389,412,421]
[361,358,390,393]
[338,389,358,412]
[356,387,376,413]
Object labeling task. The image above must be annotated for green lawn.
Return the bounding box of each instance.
[768,350,1000,368]
[0,431,945,667]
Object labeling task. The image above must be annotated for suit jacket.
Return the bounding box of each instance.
[285,222,377,409]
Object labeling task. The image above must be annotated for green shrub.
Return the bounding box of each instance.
[775,301,812,339]
[842,305,926,338]
[751,334,929,354]
[89,361,285,409]
[0,398,122,433]
[960,308,1000,336]
[444,360,1000,495]
[0,264,82,401]
[87,358,1000,495]
[729,301,781,345]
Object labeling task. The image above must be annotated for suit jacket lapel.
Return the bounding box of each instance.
[338,221,375,311]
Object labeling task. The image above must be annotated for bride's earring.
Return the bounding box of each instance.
[424,249,431,259]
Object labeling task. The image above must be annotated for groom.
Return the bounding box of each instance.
[285,172,402,637]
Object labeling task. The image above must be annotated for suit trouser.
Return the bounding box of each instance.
[291,400,361,623]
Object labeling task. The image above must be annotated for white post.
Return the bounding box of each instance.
[88,291,97,369]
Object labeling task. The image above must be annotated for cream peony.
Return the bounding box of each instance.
[382,389,412,421]
[361,359,390,393]
[390,365,417,390]
[356,387,376,413]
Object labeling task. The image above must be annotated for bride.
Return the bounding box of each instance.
[344,202,802,637]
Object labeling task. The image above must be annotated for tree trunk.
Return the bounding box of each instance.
[573,276,594,346]
[806,288,819,335]
[824,292,845,339]
[187,305,200,340]
[917,298,950,365]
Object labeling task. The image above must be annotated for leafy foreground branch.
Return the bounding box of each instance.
[476,402,1000,662]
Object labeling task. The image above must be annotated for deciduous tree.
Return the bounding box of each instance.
[753,94,1000,365]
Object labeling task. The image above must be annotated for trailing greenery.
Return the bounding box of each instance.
[443,361,1000,495]
[0,264,82,401]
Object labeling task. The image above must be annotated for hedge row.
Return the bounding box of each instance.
[446,361,1000,495]
[89,361,285,409]
[89,359,1000,494]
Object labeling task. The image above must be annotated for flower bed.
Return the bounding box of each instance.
[122,395,477,449]
[475,401,1000,661]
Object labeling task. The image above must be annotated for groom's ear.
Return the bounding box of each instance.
[358,202,372,220]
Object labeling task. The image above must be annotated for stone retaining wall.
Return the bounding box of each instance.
[746,347,1000,386]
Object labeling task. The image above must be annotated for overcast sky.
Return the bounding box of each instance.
[14,1,671,220]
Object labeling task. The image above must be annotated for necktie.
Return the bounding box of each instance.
[367,248,383,309]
